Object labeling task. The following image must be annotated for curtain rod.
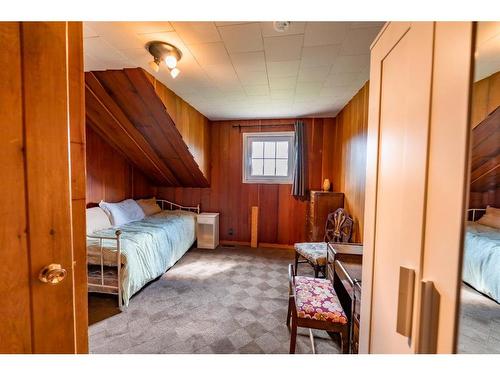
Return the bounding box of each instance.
[232,123,296,129]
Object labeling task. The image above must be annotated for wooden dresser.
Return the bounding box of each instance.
[307,191,344,241]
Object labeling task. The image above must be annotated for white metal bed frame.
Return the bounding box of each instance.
[87,199,200,310]
[467,208,486,222]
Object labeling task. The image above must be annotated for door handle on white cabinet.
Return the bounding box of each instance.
[396,266,415,338]
[417,280,440,354]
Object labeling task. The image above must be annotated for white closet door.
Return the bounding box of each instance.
[360,22,473,354]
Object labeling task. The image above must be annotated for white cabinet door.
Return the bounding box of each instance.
[360,22,474,354]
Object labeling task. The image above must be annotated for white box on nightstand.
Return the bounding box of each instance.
[197,213,219,249]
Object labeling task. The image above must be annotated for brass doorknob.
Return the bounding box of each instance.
[38,264,67,284]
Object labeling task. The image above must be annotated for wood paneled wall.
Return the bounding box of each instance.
[330,82,370,242]
[146,72,211,180]
[156,89,369,246]
[85,126,156,205]
[157,118,332,245]
[85,81,370,245]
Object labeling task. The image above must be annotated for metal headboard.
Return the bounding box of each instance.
[467,208,486,222]
[156,199,200,214]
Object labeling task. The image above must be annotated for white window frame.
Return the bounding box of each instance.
[242,131,295,184]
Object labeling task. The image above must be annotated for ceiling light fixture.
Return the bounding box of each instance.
[273,21,291,33]
[170,67,180,79]
[146,41,183,79]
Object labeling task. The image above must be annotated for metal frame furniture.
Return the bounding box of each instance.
[86,199,200,310]
[287,264,349,354]
[294,208,353,278]
[467,208,486,222]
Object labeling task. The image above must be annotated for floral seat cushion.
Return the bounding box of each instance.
[294,276,348,325]
[294,242,328,266]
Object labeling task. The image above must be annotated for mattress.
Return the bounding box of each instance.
[87,210,196,306]
[462,222,500,303]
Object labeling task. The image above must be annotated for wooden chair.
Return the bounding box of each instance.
[287,264,349,354]
[294,208,353,277]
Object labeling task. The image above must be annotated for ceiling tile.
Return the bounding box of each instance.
[171,22,221,44]
[295,81,323,95]
[122,21,173,34]
[350,21,385,29]
[215,22,250,27]
[303,22,349,47]
[84,37,129,63]
[218,23,263,53]
[331,54,370,74]
[84,54,108,71]
[83,21,383,120]
[187,42,231,66]
[319,86,353,98]
[230,51,266,72]
[83,24,98,38]
[203,64,239,85]
[298,65,331,82]
[269,76,296,90]
[244,85,270,96]
[264,34,304,62]
[323,72,360,87]
[237,70,268,85]
[85,22,146,49]
[266,60,300,77]
[245,95,271,104]
[260,22,306,37]
[340,27,381,55]
[270,89,295,99]
[301,44,341,67]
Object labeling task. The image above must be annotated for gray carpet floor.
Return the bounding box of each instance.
[457,283,500,353]
[88,245,342,354]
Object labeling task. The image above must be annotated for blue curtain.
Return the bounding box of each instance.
[292,120,305,197]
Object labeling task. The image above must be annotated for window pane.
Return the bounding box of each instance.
[264,142,276,158]
[276,141,289,158]
[263,159,276,176]
[252,141,263,158]
[251,158,263,175]
[276,159,288,176]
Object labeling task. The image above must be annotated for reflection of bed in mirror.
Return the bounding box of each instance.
[464,104,500,304]
[463,209,500,303]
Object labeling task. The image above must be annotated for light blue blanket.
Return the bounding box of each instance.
[91,210,196,306]
[463,222,500,303]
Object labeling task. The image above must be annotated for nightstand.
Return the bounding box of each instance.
[197,213,220,249]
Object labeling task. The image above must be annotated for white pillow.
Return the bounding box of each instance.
[99,199,145,226]
[86,207,112,235]
[477,206,500,230]
[136,197,161,216]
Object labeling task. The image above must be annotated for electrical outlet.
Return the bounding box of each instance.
[228,228,234,236]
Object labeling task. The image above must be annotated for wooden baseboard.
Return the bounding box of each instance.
[219,240,294,250]
[220,240,249,246]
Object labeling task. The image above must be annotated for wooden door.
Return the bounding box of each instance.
[360,22,474,353]
[0,22,87,354]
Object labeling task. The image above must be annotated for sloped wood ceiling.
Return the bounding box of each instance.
[85,68,209,187]
[470,106,500,193]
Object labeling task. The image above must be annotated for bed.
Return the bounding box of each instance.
[87,199,199,309]
[462,209,500,304]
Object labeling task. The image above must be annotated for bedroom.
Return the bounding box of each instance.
[0,2,499,365]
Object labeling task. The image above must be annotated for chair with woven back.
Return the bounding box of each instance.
[294,208,353,277]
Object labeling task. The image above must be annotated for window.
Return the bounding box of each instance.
[242,132,295,184]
